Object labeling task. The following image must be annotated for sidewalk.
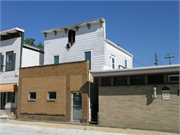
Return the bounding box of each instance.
[0,119,179,135]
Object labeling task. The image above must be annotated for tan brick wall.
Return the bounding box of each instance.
[99,84,179,132]
[17,61,89,123]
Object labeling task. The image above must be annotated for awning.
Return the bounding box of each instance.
[0,83,17,92]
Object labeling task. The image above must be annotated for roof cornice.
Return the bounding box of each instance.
[92,64,180,77]
[105,39,133,57]
[41,18,106,33]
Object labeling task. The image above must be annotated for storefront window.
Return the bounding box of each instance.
[7,92,15,103]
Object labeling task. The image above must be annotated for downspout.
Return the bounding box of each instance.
[88,69,91,122]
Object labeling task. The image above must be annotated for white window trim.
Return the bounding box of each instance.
[83,50,92,70]
[111,56,116,69]
[168,74,179,83]
[52,55,60,64]
[29,92,36,100]
[48,92,56,100]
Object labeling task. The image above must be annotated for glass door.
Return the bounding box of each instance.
[72,92,82,121]
[1,93,6,109]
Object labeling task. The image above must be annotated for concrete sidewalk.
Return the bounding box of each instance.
[0,119,179,135]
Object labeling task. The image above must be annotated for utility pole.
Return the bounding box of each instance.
[154,53,158,66]
[165,54,175,65]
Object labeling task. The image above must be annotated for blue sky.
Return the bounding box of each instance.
[1,1,179,67]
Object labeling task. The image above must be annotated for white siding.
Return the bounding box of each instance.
[44,22,105,71]
[0,37,21,85]
[105,42,133,69]
[21,48,44,67]
[0,37,21,109]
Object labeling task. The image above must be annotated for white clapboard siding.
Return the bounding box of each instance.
[105,42,133,69]
[21,48,44,67]
[44,22,105,71]
[0,37,21,84]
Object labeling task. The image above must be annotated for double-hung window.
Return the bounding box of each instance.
[0,53,4,71]
[112,57,115,69]
[6,51,15,71]
[54,56,59,64]
[125,60,127,68]
[85,51,91,70]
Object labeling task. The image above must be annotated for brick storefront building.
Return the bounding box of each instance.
[17,60,90,123]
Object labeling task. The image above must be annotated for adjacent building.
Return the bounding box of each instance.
[0,27,44,115]
[92,64,179,132]
[41,18,133,70]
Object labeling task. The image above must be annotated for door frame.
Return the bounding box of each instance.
[71,91,82,122]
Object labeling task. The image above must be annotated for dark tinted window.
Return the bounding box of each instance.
[49,92,56,99]
[29,92,36,99]
[114,77,127,86]
[148,75,163,84]
[131,76,145,85]
[101,77,111,86]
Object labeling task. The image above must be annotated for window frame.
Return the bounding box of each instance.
[6,51,14,71]
[111,56,115,69]
[125,60,127,68]
[168,74,179,83]
[84,50,92,70]
[48,92,56,100]
[53,55,59,64]
[29,92,36,100]
[130,76,145,85]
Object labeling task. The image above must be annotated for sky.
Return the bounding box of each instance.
[0,1,179,67]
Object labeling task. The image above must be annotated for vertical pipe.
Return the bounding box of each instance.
[88,70,91,122]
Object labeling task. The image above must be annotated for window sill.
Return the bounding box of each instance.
[28,99,36,102]
[47,99,56,102]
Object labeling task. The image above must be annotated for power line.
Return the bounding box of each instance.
[133,59,154,66]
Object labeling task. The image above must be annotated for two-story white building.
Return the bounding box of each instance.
[41,18,133,70]
[0,27,44,115]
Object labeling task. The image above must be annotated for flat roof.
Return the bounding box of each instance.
[0,27,25,36]
[92,64,180,77]
[23,44,44,53]
[41,18,105,33]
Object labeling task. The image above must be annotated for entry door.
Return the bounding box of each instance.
[72,92,82,121]
[1,93,6,109]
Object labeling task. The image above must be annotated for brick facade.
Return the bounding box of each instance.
[99,84,179,132]
[17,60,89,123]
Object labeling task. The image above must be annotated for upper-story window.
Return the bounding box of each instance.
[112,57,115,69]
[85,51,91,70]
[54,56,59,64]
[6,51,15,71]
[125,60,127,68]
[0,53,4,71]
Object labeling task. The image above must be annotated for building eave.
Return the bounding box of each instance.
[41,18,106,33]
[92,64,180,77]
[105,39,133,57]
[0,27,25,36]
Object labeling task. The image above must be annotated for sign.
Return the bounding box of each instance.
[162,90,170,100]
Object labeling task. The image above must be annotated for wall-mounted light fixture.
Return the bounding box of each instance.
[153,87,157,99]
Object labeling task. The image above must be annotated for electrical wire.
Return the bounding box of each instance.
[133,59,154,66]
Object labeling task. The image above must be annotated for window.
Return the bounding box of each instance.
[112,57,115,69]
[68,30,76,44]
[7,92,15,103]
[29,92,36,99]
[114,77,127,86]
[101,77,111,86]
[168,74,179,83]
[54,56,59,64]
[48,92,56,99]
[6,51,15,71]
[125,60,127,68]
[148,75,163,84]
[85,51,91,69]
[131,76,145,85]
[0,53,4,71]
